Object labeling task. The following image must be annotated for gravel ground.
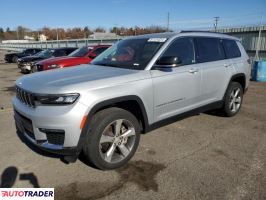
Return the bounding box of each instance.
[0,49,265,200]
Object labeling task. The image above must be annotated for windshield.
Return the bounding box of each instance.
[92,38,167,70]
[37,49,55,58]
[69,46,92,57]
[34,51,43,56]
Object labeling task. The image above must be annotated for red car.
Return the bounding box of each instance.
[32,45,110,72]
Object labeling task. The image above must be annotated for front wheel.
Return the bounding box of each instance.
[12,56,18,63]
[222,82,243,117]
[82,107,140,170]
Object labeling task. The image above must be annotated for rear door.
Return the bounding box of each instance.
[195,37,232,103]
[151,37,202,122]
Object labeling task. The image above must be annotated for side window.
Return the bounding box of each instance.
[195,37,225,63]
[161,38,195,65]
[91,47,108,56]
[24,49,32,55]
[54,50,67,57]
[66,48,76,55]
[223,39,241,58]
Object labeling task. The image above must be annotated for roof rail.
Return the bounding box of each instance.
[180,30,216,33]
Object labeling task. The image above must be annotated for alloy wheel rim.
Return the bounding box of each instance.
[99,119,136,164]
[229,88,241,113]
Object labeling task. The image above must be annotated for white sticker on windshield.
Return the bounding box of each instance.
[148,38,167,42]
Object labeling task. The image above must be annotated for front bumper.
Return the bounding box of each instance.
[18,63,31,71]
[13,97,88,156]
[4,57,12,62]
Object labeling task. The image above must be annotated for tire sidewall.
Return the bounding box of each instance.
[83,108,140,170]
[224,82,243,117]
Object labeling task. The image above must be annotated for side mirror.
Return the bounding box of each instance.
[155,56,182,67]
[89,53,97,59]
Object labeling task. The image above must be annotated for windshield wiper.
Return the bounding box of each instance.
[93,63,118,68]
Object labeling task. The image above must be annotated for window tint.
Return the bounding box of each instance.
[91,47,109,56]
[24,49,33,55]
[195,37,225,63]
[223,39,241,58]
[162,38,195,65]
[53,50,67,57]
[65,48,76,55]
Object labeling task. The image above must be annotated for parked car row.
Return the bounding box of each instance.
[5,48,43,63]
[5,45,111,73]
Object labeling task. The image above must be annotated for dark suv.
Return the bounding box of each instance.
[4,48,42,63]
[18,47,77,73]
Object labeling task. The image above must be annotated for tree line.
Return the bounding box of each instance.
[0,25,169,41]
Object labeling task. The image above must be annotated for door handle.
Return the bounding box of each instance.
[224,64,232,68]
[188,68,199,74]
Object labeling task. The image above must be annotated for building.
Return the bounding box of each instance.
[24,35,35,41]
[38,34,47,42]
[218,25,266,59]
[89,32,118,39]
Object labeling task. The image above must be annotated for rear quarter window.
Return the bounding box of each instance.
[195,37,225,63]
[223,39,241,58]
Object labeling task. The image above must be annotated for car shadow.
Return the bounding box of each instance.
[0,166,40,188]
[0,166,18,188]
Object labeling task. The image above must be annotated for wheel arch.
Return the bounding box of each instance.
[83,95,149,134]
[229,73,246,91]
[223,73,246,100]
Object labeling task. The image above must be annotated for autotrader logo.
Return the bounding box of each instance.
[0,188,54,200]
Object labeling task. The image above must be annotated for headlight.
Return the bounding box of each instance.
[35,93,79,105]
[48,64,60,69]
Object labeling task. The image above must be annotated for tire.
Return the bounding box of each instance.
[222,82,243,117]
[12,56,18,63]
[82,107,140,170]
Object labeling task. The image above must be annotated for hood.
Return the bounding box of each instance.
[19,56,45,63]
[37,56,79,65]
[16,64,150,94]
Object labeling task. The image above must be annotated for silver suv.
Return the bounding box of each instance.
[13,32,250,170]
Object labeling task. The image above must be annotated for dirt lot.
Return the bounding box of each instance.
[0,49,265,200]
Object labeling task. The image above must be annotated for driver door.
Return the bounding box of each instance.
[151,37,202,122]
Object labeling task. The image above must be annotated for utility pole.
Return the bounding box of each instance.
[167,12,170,31]
[16,28,19,40]
[255,15,264,60]
[56,28,59,48]
[214,16,220,32]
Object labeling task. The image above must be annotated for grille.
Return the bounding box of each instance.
[46,131,65,145]
[16,86,35,107]
[14,110,35,140]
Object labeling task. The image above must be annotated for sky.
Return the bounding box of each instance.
[0,0,265,31]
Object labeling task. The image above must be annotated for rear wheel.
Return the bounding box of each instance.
[222,82,243,117]
[82,107,140,170]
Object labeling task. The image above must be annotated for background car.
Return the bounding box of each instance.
[4,48,42,63]
[32,45,110,72]
[18,47,77,73]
